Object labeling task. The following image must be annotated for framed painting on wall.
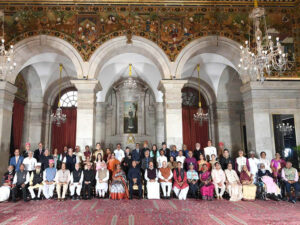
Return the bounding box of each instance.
[124,102,138,133]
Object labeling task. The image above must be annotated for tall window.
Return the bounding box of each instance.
[59,91,77,107]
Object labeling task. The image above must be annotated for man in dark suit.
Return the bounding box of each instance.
[34,142,45,162]
[132,143,142,168]
[160,142,170,161]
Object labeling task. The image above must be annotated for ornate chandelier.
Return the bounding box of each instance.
[193,64,209,125]
[0,10,16,80]
[238,0,289,82]
[51,64,66,127]
[123,64,137,89]
[276,123,294,136]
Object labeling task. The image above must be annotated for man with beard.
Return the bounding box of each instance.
[0,165,15,202]
[28,163,44,200]
[95,161,109,198]
[70,163,83,200]
[193,143,204,161]
[12,164,30,202]
[43,159,56,199]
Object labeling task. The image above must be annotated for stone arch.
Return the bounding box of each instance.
[174,36,241,79]
[10,35,85,83]
[88,36,172,79]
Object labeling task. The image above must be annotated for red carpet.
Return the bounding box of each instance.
[0,199,300,225]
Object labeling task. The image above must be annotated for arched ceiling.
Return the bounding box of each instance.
[181,53,238,96]
[96,52,163,102]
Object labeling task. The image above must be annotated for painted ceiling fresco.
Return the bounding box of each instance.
[0,3,299,78]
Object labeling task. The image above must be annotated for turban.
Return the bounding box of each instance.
[49,159,54,164]
[25,142,31,147]
[218,142,224,147]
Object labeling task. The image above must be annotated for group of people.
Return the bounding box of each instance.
[0,140,299,204]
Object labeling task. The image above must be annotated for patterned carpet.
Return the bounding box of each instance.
[0,199,300,225]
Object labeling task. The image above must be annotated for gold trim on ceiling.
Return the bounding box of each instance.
[0,0,297,7]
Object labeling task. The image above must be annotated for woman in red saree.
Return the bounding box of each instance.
[110,164,129,200]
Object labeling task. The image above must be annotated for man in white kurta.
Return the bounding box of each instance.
[95,162,109,198]
[28,163,43,200]
[23,151,37,174]
[157,150,168,168]
[204,140,217,161]
[55,163,70,201]
[114,144,125,162]
[225,163,242,201]
[43,160,56,199]
[212,162,226,199]
[69,163,83,200]
[248,151,260,183]
[144,161,160,199]
[158,161,173,198]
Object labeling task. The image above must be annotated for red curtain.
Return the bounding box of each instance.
[12,99,25,149]
[51,108,77,154]
[182,106,209,151]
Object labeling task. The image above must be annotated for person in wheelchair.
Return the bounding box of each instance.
[128,161,142,199]
[257,163,281,201]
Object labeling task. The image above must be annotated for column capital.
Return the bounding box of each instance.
[158,79,188,92]
[0,81,18,95]
[71,79,102,92]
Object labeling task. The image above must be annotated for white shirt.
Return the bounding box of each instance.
[23,157,37,171]
[156,155,167,168]
[204,146,217,160]
[176,156,185,168]
[248,157,260,176]
[258,158,271,172]
[114,149,125,162]
[236,156,247,173]
[70,170,83,184]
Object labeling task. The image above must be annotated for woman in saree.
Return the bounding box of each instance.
[240,165,257,201]
[110,164,129,200]
[199,163,214,200]
[107,153,120,173]
[198,154,211,172]
[270,153,286,182]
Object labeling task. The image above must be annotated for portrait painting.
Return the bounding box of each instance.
[124,102,138,133]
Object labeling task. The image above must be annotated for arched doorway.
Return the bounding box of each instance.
[182,87,209,150]
[51,88,77,153]
[10,74,28,155]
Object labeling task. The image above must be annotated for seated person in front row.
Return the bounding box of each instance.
[43,160,56,199]
[173,161,189,200]
[158,161,173,199]
[240,165,257,201]
[187,163,199,199]
[144,161,160,199]
[212,162,226,200]
[0,165,15,202]
[83,162,95,200]
[96,161,109,198]
[55,163,70,201]
[12,163,30,202]
[70,163,83,200]
[128,161,143,199]
[225,162,242,202]
[199,164,214,201]
[256,163,281,201]
[281,161,300,204]
[28,163,43,200]
[110,164,129,200]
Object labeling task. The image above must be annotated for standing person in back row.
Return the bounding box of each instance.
[114,143,125,163]
[204,140,217,161]
[34,142,45,162]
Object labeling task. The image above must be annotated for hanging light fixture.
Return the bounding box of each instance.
[276,123,294,136]
[51,64,66,127]
[193,64,209,125]
[238,0,290,83]
[123,63,137,89]
[0,10,16,81]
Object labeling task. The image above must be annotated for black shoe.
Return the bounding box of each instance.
[289,199,296,204]
[24,199,29,202]
[32,197,37,201]
[72,196,76,200]
[77,196,81,200]
[129,196,133,200]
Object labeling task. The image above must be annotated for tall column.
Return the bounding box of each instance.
[155,102,165,146]
[0,81,17,176]
[71,80,101,149]
[95,102,107,145]
[158,80,187,148]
